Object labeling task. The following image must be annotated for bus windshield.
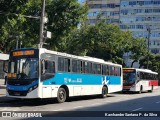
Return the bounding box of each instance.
[8,58,39,80]
[123,71,136,85]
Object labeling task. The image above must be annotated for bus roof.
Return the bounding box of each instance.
[0,53,9,60]
[40,48,122,67]
[123,68,158,74]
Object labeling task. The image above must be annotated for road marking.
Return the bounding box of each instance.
[156,101,160,103]
[0,107,21,111]
[73,106,83,109]
[52,109,63,111]
[103,100,111,103]
[131,107,143,112]
[91,103,101,106]
[116,99,122,101]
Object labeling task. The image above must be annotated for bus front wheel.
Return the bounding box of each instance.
[57,88,66,103]
[101,86,108,98]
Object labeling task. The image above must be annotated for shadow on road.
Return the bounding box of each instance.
[0,94,115,107]
[20,95,160,120]
[0,91,160,120]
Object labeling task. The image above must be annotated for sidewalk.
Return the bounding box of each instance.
[0,79,16,103]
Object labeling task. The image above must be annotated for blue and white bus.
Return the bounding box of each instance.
[6,48,122,103]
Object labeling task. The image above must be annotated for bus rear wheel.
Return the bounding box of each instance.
[138,86,143,94]
[57,88,66,103]
[148,86,153,93]
[101,86,108,98]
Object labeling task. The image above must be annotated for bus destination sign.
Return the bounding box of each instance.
[12,50,35,56]
[123,69,135,73]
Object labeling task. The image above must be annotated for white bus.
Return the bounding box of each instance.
[6,48,123,103]
[123,68,158,93]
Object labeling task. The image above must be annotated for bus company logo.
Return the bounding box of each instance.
[102,76,109,85]
[2,112,12,117]
[64,78,71,83]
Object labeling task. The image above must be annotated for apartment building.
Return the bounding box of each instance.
[79,0,160,67]
[86,0,120,25]
[120,0,160,54]
[85,0,160,54]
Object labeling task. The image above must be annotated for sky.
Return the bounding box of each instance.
[78,0,86,4]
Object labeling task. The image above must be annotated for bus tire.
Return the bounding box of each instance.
[101,86,108,98]
[57,87,66,103]
[139,86,143,94]
[148,86,153,93]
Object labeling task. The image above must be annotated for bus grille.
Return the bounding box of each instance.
[8,90,28,96]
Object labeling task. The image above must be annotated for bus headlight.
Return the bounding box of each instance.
[33,85,38,89]
[28,87,33,92]
[28,84,38,93]
[131,84,135,88]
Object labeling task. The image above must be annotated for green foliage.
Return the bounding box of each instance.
[0,0,41,53]
[0,0,87,53]
[139,55,160,80]
[67,22,136,65]
[0,0,159,79]
[45,0,88,51]
[129,38,148,67]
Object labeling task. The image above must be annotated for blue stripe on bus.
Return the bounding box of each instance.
[7,80,38,91]
[42,72,121,85]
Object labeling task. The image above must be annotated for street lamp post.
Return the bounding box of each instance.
[39,0,45,48]
[1,0,50,49]
[16,36,19,49]
[146,27,151,69]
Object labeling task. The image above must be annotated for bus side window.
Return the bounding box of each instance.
[92,63,96,74]
[72,59,77,73]
[102,65,107,75]
[41,60,55,81]
[64,58,70,72]
[83,61,88,73]
[88,62,92,74]
[137,72,140,78]
[106,65,109,75]
[77,60,82,73]
[110,66,114,76]
[58,57,64,72]
[97,64,101,74]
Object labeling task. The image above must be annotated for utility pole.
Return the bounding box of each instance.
[16,36,19,49]
[39,0,45,48]
[146,27,151,69]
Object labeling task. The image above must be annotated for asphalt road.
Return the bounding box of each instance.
[0,86,160,120]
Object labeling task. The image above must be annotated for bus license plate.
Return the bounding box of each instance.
[14,92,20,96]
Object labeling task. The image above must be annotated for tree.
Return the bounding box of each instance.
[0,0,87,53]
[139,55,160,81]
[66,22,136,65]
[45,0,88,51]
[0,0,41,53]
[129,38,148,67]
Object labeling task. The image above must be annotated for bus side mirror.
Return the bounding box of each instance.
[41,60,45,74]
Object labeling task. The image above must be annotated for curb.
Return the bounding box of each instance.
[0,96,18,103]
